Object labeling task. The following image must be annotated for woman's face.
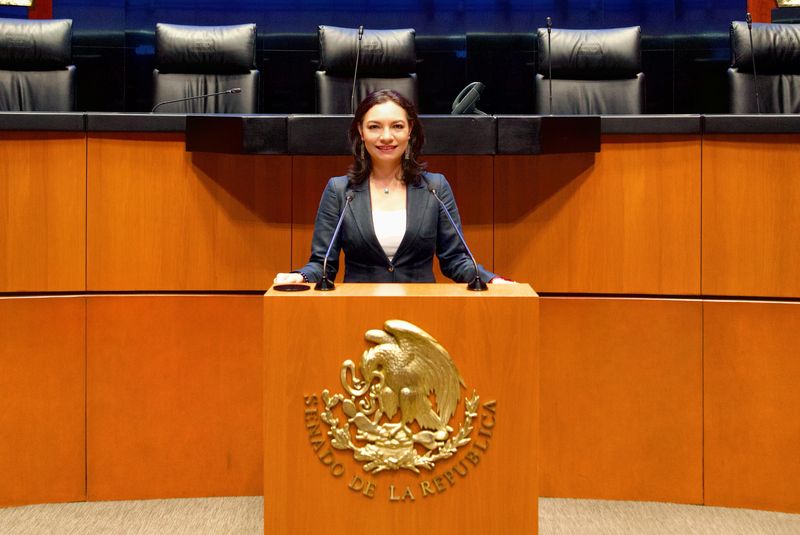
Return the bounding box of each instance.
[358,100,412,166]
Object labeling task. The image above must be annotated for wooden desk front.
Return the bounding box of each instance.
[2,117,800,515]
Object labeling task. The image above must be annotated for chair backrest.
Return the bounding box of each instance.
[535,26,644,115]
[153,23,259,113]
[729,21,800,113]
[316,25,418,114]
[0,18,75,112]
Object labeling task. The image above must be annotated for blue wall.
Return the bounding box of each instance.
[0,6,28,18]
[50,0,743,35]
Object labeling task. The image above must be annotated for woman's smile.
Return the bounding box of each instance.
[358,101,411,165]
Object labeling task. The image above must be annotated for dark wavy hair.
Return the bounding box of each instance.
[347,89,426,187]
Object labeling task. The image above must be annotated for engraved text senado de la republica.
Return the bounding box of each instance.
[303,319,497,502]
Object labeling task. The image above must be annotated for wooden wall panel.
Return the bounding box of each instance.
[0,296,85,506]
[87,133,291,291]
[495,135,701,294]
[86,295,263,500]
[539,297,703,503]
[0,132,86,292]
[705,301,800,513]
[703,135,800,298]
[290,156,493,282]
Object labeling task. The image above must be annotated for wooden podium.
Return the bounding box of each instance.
[263,283,539,534]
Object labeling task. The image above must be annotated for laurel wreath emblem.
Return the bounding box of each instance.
[320,387,479,474]
[318,320,480,474]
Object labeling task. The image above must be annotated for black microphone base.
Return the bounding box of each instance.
[314,278,336,291]
[467,277,488,291]
[273,283,311,292]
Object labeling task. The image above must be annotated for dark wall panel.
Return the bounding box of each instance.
[27,0,747,113]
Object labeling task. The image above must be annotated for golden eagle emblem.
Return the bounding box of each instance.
[320,320,479,473]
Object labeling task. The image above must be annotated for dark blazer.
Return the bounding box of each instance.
[296,172,496,284]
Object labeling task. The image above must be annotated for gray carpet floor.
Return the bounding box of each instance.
[2,496,800,534]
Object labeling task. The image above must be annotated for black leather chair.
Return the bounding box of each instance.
[316,25,418,114]
[0,18,75,111]
[729,21,800,113]
[535,26,644,115]
[153,23,259,113]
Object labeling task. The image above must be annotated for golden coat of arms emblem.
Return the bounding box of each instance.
[319,319,480,474]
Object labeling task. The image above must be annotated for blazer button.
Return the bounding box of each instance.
[388,266,395,272]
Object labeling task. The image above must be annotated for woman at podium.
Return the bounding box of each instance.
[274,90,507,286]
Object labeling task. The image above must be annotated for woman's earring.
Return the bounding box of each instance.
[404,143,411,160]
[359,141,365,160]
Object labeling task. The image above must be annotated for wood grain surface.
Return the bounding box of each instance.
[495,135,701,294]
[87,133,291,291]
[704,300,800,513]
[7,128,800,515]
[539,296,703,504]
[703,135,800,297]
[0,296,86,506]
[0,132,86,292]
[86,295,263,500]
[264,284,538,534]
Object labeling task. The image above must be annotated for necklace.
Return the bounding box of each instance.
[372,173,400,195]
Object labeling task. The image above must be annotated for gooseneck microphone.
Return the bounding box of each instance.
[426,184,487,292]
[546,16,553,115]
[351,25,365,114]
[150,87,242,113]
[315,191,355,291]
[745,13,761,114]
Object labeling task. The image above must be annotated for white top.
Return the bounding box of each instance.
[372,208,406,261]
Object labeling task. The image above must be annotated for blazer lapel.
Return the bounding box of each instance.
[349,181,388,260]
[394,181,430,260]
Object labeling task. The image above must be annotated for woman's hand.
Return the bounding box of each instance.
[274,272,305,284]
[489,276,516,284]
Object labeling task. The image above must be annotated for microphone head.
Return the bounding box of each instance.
[229,88,243,94]
[546,16,552,29]
[746,12,752,26]
[358,25,365,38]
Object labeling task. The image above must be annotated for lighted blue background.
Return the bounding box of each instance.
[0,7,27,18]
[44,0,743,34]
[43,0,747,35]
